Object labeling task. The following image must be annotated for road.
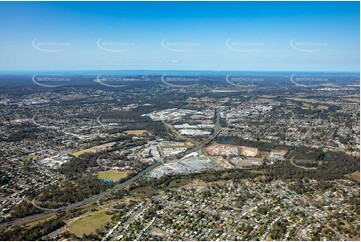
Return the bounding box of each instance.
[0,161,162,228]
[273,181,348,241]
[1,108,222,228]
[175,108,221,158]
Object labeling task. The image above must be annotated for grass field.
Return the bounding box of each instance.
[344,97,360,103]
[300,103,329,110]
[124,130,147,135]
[345,171,360,182]
[98,170,130,181]
[129,186,158,196]
[67,211,111,236]
[168,179,189,188]
[72,148,95,157]
[72,142,116,157]
[286,97,321,104]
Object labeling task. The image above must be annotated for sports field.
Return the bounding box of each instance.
[67,211,111,236]
[97,170,130,181]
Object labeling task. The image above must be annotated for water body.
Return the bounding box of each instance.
[219,139,234,144]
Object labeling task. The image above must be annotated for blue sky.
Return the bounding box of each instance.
[0,1,359,72]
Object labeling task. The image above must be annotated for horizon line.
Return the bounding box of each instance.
[0,70,359,74]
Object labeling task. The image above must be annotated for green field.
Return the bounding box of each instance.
[124,130,147,135]
[129,186,158,197]
[67,211,111,236]
[72,148,95,157]
[97,170,130,181]
[168,178,190,188]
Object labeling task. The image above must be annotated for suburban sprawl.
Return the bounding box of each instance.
[0,73,359,241]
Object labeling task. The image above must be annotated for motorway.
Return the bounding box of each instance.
[176,108,221,157]
[0,161,162,228]
[0,108,222,228]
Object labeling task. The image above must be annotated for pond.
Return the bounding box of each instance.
[219,139,234,144]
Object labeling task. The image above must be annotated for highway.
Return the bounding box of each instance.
[176,108,221,158]
[0,161,162,228]
[1,108,221,228]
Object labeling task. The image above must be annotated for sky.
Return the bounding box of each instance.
[0,1,359,72]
